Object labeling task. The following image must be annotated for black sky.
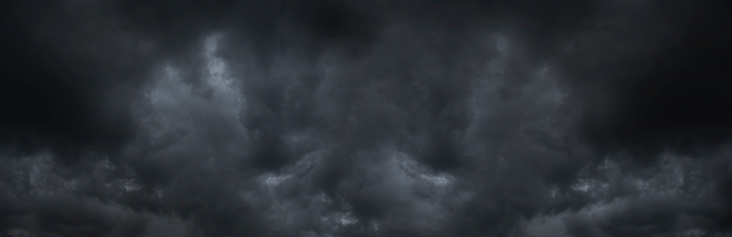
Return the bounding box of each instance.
[1,0,731,236]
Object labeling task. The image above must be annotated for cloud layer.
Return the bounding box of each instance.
[1,0,731,236]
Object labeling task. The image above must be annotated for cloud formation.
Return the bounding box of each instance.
[1,0,731,236]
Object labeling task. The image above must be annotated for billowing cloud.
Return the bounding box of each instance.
[1,0,731,236]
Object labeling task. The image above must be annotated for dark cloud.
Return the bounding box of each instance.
[560,0,732,158]
[2,0,732,236]
[0,0,145,161]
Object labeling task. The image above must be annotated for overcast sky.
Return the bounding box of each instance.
[1,0,731,236]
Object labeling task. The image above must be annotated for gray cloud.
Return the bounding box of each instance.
[1,0,731,236]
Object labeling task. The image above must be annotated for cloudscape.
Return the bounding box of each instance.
[1,0,731,236]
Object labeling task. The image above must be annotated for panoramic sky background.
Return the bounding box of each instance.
[1,0,731,236]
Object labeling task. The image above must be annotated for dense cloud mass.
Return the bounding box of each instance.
[1,0,731,236]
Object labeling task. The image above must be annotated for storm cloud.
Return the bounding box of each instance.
[1,0,731,236]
